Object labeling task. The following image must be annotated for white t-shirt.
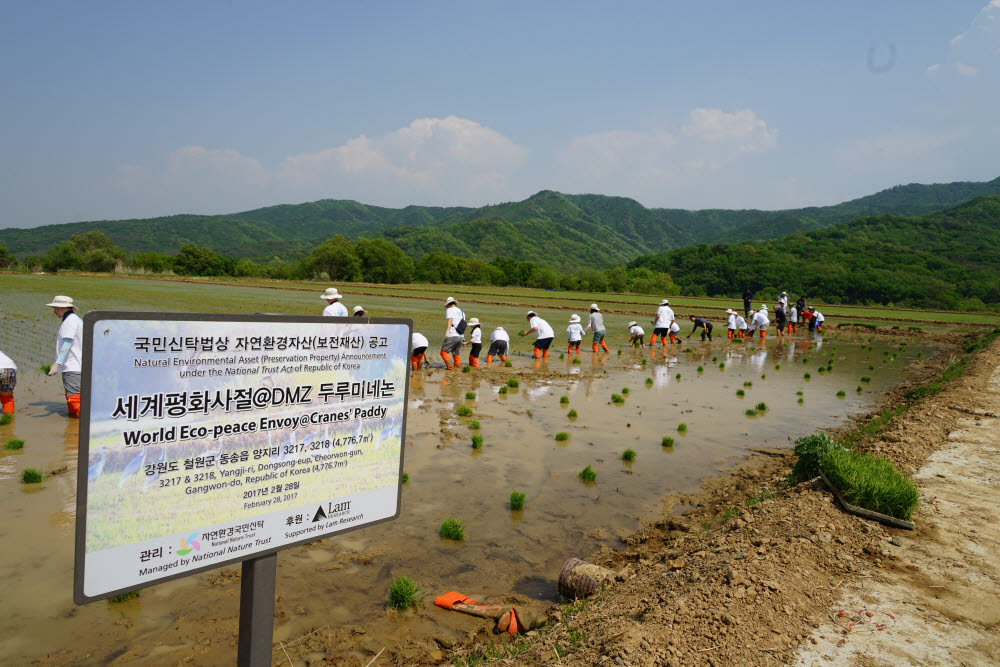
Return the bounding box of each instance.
[529,316,554,339]
[469,327,482,344]
[411,332,429,352]
[56,312,84,373]
[629,325,645,336]
[669,322,680,334]
[491,328,510,343]
[778,295,788,309]
[322,302,348,317]
[567,323,584,342]
[789,307,798,323]
[727,313,736,328]
[0,351,15,370]
[655,305,675,329]
[445,305,463,337]
[814,311,825,323]
[752,311,770,327]
[735,316,747,330]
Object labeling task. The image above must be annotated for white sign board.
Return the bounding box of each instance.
[74,313,410,604]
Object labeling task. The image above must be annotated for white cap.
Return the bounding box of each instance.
[45,295,75,308]
[468,317,480,326]
[321,288,342,300]
[445,296,457,306]
[589,303,600,311]
[659,299,670,306]
[352,305,365,315]
[569,314,581,323]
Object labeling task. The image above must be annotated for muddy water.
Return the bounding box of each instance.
[0,276,926,664]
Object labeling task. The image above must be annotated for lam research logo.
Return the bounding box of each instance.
[312,500,352,523]
[177,532,201,556]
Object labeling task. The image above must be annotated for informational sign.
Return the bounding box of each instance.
[74,313,410,604]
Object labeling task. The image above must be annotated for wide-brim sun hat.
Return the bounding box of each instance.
[569,314,581,323]
[352,306,365,315]
[321,288,342,300]
[659,299,670,305]
[445,296,457,306]
[526,310,536,318]
[781,291,787,295]
[589,303,600,311]
[627,321,638,328]
[468,318,480,326]
[46,295,75,308]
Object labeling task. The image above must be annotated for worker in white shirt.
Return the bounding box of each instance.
[320,288,348,317]
[520,311,555,359]
[486,327,510,367]
[726,309,737,339]
[441,297,465,370]
[567,314,584,356]
[778,291,789,311]
[651,298,676,346]
[788,304,799,335]
[810,308,826,334]
[752,304,770,341]
[735,312,748,339]
[411,332,429,371]
[627,321,645,347]
[584,304,609,353]
[45,295,84,418]
[462,318,483,367]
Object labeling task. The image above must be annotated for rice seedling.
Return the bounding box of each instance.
[719,362,725,369]
[684,348,692,353]
[572,358,581,364]
[819,447,919,520]
[621,448,636,462]
[504,360,513,367]
[498,386,508,395]
[797,398,804,404]
[560,395,569,404]
[39,364,51,374]
[578,465,597,482]
[0,413,11,426]
[568,409,578,418]
[469,420,480,430]
[4,439,24,450]
[804,373,811,379]
[836,390,846,397]
[555,432,569,441]
[108,591,140,603]
[917,352,922,358]
[387,576,420,610]
[621,387,629,395]
[743,381,753,387]
[736,389,745,397]
[796,390,803,395]
[401,472,409,484]
[610,393,624,404]
[455,405,473,417]
[661,436,674,447]
[617,350,622,355]
[675,373,681,380]
[860,376,871,383]
[775,364,781,370]
[506,378,519,388]
[745,409,758,417]
[509,490,525,510]
[817,367,825,374]
[465,391,476,400]
[868,365,875,371]
[696,366,704,372]
[559,353,564,359]
[471,435,483,449]
[461,365,471,373]
[21,468,43,484]
[677,423,687,432]
[645,378,653,385]
[755,402,767,411]
[856,385,863,392]
[802,357,809,363]
[641,359,647,366]
[439,518,465,540]
[761,374,766,379]
[712,356,718,362]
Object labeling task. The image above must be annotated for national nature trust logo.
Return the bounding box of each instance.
[177,532,201,556]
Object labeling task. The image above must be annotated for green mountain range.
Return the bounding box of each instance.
[3,176,999,271]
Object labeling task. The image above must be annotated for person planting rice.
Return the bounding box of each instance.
[462,318,483,367]
[752,304,770,340]
[778,291,789,311]
[320,287,348,316]
[789,303,799,335]
[46,295,83,418]
[584,303,610,353]
[735,312,748,338]
[0,349,16,415]
[441,296,466,370]
[410,332,429,371]
[566,314,584,355]
[774,302,787,339]
[520,311,555,359]
[810,308,826,333]
[352,305,366,317]
[486,326,509,367]
[627,321,645,347]
[686,315,713,341]
[802,307,815,332]
[726,309,737,339]
[651,298,675,346]
[745,309,757,338]
[669,320,681,343]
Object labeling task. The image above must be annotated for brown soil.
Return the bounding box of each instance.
[436,331,1000,666]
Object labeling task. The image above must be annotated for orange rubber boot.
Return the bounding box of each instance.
[600,341,609,352]
[411,357,419,371]
[440,349,452,369]
[650,334,658,346]
[761,331,767,340]
[592,343,599,353]
[0,394,13,414]
[500,354,507,362]
[533,348,541,359]
[486,355,493,368]
[470,357,479,367]
[452,354,461,368]
[669,333,676,344]
[66,393,81,418]
[542,348,549,359]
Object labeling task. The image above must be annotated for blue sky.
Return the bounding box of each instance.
[1,1,997,227]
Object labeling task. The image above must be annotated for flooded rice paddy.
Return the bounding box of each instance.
[0,275,932,664]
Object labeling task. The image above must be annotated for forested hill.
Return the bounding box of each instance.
[2,176,999,268]
[628,195,1000,310]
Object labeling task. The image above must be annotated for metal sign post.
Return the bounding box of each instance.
[74,312,411,663]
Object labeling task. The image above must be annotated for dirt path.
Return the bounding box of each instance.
[794,350,1000,665]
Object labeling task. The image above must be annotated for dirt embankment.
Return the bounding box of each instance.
[438,331,998,666]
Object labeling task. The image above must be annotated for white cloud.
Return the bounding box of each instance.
[681,108,778,152]
[934,2,1000,78]
[927,63,942,74]
[112,116,528,215]
[956,61,979,76]
[834,129,967,171]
